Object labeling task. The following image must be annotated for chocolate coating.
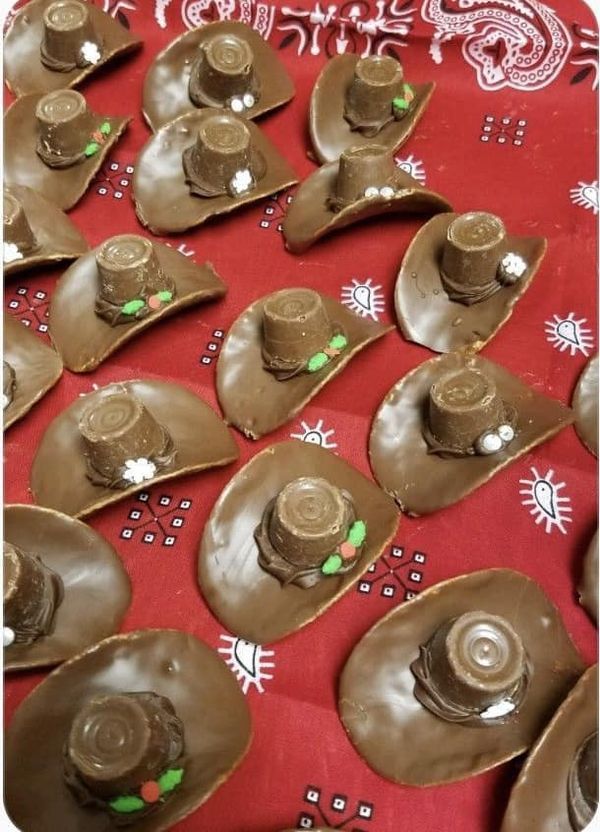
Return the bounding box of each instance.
[5,630,252,832]
[142,21,294,131]
[396,212,546,353]
[369,352,573,515]
[262,288,333,372]
[339,569,584,786]
[4,504,131,672]
[501,664,598,832]
[4,189,38,254]
[4,0,141,97]
[344,56,405,134]
[4,541,63,645]
[198,440,399,643]
[578,530,598,625]
[573,354,598,457]
[4,314,63,431]
[3,360,16,410]
[309,53,434,164]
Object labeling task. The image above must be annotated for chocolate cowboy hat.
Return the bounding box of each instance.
[143,21,294,132]
[369,351,574,515]
[4,0,141,98]
[4,314,63,430]
[134,108,297,234]
[339,568,584,787]
[283,144,451,254]
[4,504,130,673]
[573,354,598,457]
[30,379,239,518]
[198,440,399,644]
[49,234,227,373]
[3,184,88,276]
[309,53,434,165]
[5,89,130,211]
[395,211,547,354]
[216,287,392,439]
[578,530,598,626]
[501,664,598,832]
[5,629,252,832]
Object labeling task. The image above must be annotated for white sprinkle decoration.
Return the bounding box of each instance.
[476,432,503,455]
[121,458,157,485]
[364,186,380,199]
[498,424,515,443]
[230,97,244,114]
[229,168,254,196]
[242,93,255,109]
[480,699,516,720]
[500,252,527,278]
[80,41,101,65]
[3,627,15,647]
[3,242,23,264]
[3,393,10,410]
[379,186,395,199]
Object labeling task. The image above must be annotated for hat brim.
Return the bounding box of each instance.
[5,629,252,832]
[339,569,584,786]
[578,530,598,625]
[501,664,598,832]
[395,213,547,353]
[4,314,63,430]
[134,108,297,234]
[49,243,226,372]
[369,352,574,516]
[3,504,131,672]
[283,163,451,254]
[4,184,88,277]
[143,21,294,132]
[4,0,142,98]
[216,291,392,439]
[573,354,598,457]
[309,54,434,165]
[198,440,399,644]
[4,94,130,212]
[30,379,239,518]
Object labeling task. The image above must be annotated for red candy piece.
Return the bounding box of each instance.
[340,541,356,560]
[324,348,340,358]
[92,131,103,143]
[148,295,161,310]
[140,781,160,803]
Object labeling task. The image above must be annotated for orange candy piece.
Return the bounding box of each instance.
[140,781,161,803]
[148,295,161,310]
[340,541,356,560]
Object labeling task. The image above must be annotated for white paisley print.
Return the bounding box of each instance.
[421,0,572,91]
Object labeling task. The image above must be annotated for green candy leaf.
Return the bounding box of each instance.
[348,520,367,547]
[100,121,111,135]
[84,142,100,156]
[158,768,184,794]
[109,795,146,814]
[307,352,329,373]
[321,554,342,575]
[403,83,413,96]
[393,97,409,111]
[122,298,145,315]
[328,333,348,351]
[156,290,173,303]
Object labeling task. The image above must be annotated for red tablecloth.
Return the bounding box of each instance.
[3,0,598,830]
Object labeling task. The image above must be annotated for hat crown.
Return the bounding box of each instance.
[35,89,95,164]
[3,191,37,255]
[3,542,63,644]
[95,235,171,306]
[189,33,257,110]
[66,692,184,799]
[262,288,333,365]
[568,732,598,831]
[41,2,101,72]
[335,144,397,204]
[441,212,507,294]
[268,476,352,567]
[345,55,404,127]
[3,360,16,408]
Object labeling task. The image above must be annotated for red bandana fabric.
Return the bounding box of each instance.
[3,1,598,830]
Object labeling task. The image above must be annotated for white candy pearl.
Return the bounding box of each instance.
[242,93,255,109]
[230,97,244,113]
[379,186,395,199]
[498,424,515,443]
[3,627,15,647]
[364,186,379,199]
[476,432,503,455]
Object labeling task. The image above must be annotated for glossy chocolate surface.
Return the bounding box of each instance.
[5,629,252,831]
[31,379,239,518]
[198,440,399,643]
[339,569,584,786]
[4,504,130,672]
[309,54,434,164]
[4,313,63,430]
[49,239,226,372]
[501,664,598,832]
[143,21,294,131]
[4,0,141,97]
[578,530,598,626]
[217,291,392,438]
[4,92,129,211]
[573,354,598,457]
[369,352,574,515]
[133,108,297,234]
[395,213,547,353]
[283,154,451,254]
